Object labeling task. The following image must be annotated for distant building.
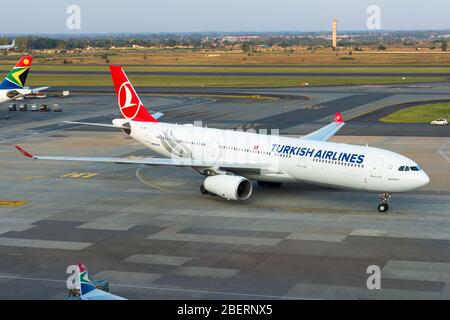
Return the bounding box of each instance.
[332,17,338,48]
[221,36,261,43]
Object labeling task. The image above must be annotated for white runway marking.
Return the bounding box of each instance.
[135,165,171,192]
[438,140,450,163]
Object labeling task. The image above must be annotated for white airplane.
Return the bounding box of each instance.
[0,56,48,104]
[16,66,430,213]
[76,262,126,300]
[0,39,15,51]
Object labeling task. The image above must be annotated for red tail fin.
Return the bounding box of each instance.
[109,65,157,122]
[16,56,33,68]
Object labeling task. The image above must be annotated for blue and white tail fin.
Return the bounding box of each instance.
[77,262,127,300]
[77,262,97,296]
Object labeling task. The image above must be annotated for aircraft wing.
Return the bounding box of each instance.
[300,112,345,142]
[81,288,127,300]
[15,146,268,170]
[30,86,49,93]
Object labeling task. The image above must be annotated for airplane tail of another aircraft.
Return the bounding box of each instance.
[78,262,97,296]
[110,65,158,123]
[0,56,32,90]
[11,39,15,47]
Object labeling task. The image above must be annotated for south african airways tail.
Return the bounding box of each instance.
[78,262,127,300]
[0,56,49,104]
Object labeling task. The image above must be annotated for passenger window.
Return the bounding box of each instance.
[398,166,405,171]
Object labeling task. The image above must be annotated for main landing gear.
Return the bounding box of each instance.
[378,192,391,213]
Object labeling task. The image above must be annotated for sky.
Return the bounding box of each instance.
[0,0,449,34]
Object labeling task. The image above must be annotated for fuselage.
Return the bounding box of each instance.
[0,88,31,104]
[119,120,430,193]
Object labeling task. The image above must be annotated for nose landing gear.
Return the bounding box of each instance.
[378,193,391,213]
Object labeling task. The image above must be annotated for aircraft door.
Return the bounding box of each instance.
[370,158,383,178]
[297,156,307,168]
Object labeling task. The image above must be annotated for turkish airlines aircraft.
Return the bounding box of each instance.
[16,66,430,212]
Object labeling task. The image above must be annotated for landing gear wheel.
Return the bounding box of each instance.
[378,192,391,213]
[378,203,389,213]
[200,184,208,195]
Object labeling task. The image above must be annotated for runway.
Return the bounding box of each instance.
[0,82,449,299]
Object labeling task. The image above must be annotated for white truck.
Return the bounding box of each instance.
[431,118,448,126]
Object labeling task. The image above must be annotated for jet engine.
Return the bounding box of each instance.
[6,90,20,99]
[203,175,253,201]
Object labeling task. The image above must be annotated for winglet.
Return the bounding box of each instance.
[15,146,34,158]
[334,112,344,123]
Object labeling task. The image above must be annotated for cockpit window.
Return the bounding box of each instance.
[399,165,420,172]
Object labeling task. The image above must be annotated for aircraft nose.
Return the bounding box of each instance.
[420,171,430,187]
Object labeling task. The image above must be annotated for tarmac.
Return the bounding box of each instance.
[0,82,449,299]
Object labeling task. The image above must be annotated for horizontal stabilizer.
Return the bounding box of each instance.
[151,112,164,120]
[62,121,127,129]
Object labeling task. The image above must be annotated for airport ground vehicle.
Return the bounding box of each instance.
[19,104,27,111]
[8,104,16,111]
[431,118,448,126]
[16,66,430,213]
[60,90,70,98]
[39,104,50,112]
[52,104,62,112]
[25,92,47,99]
[30,104,38,112]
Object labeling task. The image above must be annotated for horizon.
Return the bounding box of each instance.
[3,29,450,38]
[0,1,449,34]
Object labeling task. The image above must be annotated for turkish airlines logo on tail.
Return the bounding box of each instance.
[118,81,141,120]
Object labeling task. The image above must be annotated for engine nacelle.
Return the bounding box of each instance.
[203,175,253,201]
